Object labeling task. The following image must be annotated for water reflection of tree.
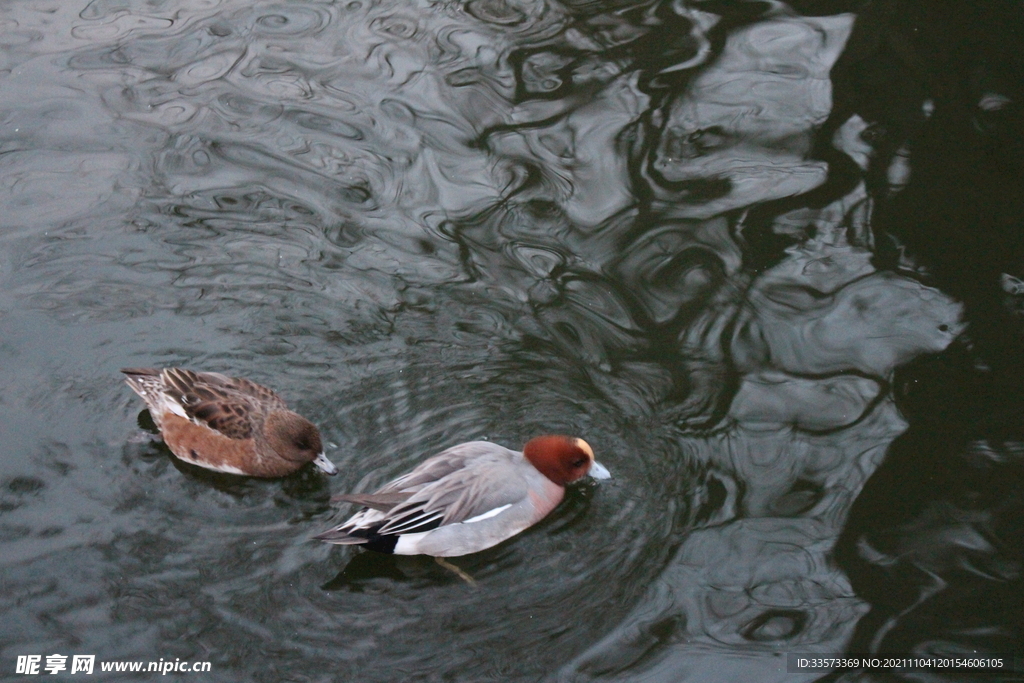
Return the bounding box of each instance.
[452,0,1024,680]
[825,1,1024,680]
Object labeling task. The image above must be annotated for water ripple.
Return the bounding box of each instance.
[0,0,993,680]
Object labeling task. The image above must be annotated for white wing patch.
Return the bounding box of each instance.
[461,503,512,524]
[205,463,247,475]
[162,395,189,419]
[393,531,433,555]
[175,450,246,475]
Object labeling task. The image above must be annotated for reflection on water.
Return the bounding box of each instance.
[1,0,1018,680]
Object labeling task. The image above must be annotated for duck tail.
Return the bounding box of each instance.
[314,523,400,553]
[120,367,161,377]
[312,528,370,545]
[120,368,162,399]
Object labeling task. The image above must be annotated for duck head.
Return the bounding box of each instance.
[265,410,338,475]
[524,435,610,486]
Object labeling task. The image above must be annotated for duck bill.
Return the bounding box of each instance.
[313,452,338,475]
[589,460,611,479]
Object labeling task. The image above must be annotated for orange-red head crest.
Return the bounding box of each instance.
[524,435,597,486]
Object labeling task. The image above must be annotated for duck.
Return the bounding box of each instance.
[314,435,610,557]
[121,367,338,478]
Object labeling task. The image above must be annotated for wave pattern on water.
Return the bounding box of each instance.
[0,0,1003,681]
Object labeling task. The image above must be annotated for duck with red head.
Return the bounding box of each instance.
[315,435,610,557]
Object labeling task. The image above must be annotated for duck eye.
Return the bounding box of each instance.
[571,458,587,468]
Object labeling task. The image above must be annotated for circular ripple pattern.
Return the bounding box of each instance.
[0,0,1004,682]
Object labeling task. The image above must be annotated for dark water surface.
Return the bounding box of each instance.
[1,0,1022,681]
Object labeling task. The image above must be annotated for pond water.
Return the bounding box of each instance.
[2,0,1022,681]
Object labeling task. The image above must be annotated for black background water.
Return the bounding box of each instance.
[0,0,1021,681]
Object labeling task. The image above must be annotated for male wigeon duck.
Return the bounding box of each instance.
[314,436,610,557]
[121,367,338,478]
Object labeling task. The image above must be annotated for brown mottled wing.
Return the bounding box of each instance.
[160,368,278,440]
[215,374,287,410]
